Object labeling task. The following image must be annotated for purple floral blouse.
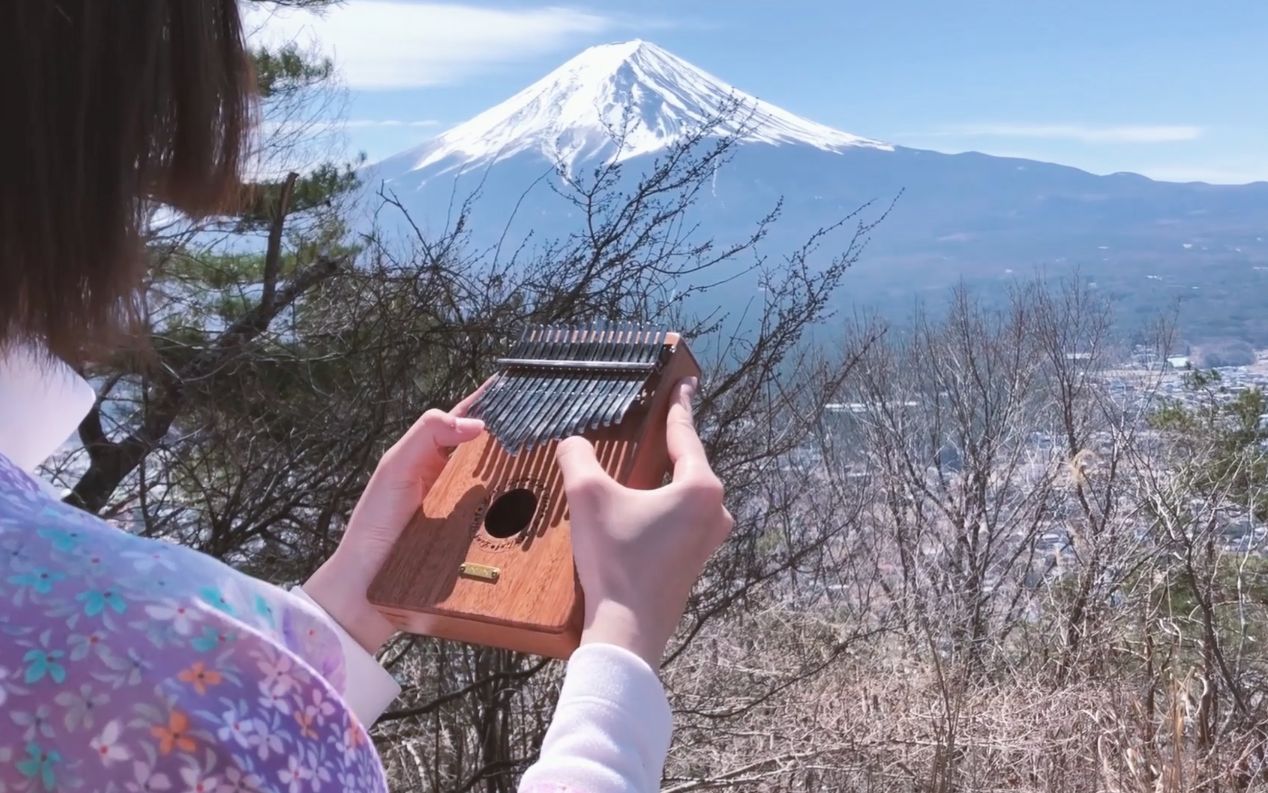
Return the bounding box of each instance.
[0,453,389,792]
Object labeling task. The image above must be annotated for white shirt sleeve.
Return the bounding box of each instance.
[0,346,397,727]
[291,585,402,725]
[0,345,95,473]
[519,644,673,793]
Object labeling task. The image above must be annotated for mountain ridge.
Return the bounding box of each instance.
[375,39,891,181]
[363,41,1268,346]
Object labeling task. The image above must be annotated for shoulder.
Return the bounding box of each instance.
[1,469,389,792]
[2,462,342,679]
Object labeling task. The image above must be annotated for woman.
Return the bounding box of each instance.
[0,3,733,792]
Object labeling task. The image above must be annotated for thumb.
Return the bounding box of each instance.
[382,410,484,479]
[555,436,611,503]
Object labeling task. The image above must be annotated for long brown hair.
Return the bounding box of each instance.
[0,1,254,364]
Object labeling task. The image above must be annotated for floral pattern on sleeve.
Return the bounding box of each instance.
[0,453,388,793]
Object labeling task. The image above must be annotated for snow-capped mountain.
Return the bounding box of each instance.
[376,39,889,179]
[364,40,1268,345]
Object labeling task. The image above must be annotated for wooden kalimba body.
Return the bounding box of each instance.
[368,325,700,658]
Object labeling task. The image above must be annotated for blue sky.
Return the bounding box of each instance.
[248,0,1268,183]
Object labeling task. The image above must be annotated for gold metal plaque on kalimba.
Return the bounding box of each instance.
[368,325,701,658]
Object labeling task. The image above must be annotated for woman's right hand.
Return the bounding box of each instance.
[554,377,733,667]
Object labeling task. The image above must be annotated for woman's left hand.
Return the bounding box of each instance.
[303,386,487,653]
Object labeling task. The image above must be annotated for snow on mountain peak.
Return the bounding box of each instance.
[392,39,891,176]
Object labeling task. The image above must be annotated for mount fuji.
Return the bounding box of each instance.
[375,39,890,178]
[363,41,1268,343]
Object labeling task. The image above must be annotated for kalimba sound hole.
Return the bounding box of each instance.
[483,488,538,539]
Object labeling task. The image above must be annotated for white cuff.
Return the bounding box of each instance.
[290,585,402,726]
[519,644,672,793]
[0,345,95,472]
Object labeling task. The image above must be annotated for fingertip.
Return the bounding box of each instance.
[557,436,601,480]
[455,416,485,434]
[422,413,483,454]
[557,436,614,502]
[668,386,697,429]
[666,383,709,479]
[678,375,698,402]
[557,435,604,472]
[556,435,595,460]
[453,376,498,417]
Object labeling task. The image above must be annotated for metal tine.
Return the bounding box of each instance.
[586,324,633,434]
[557,319,616,441]
[573,321,612,436]
[512,319,573,446]
[513,324,583,451]
[566,322,621,441]
[576,323,617,437]
[601,367,644,428]
[526,324,589,449]
[628,327,667,418]
[611,324,664,426]
[605,377,642,429]
[585,319,626,433]
[504,323,536,362]
[473,359,524,425]
[499,362,550,452]
[580,322,631,436]
[544,323,611,448]
[647,328,666,365]
[615,323,649,422]
[530,323,597,447]
[549,323,605,442]
[602,326,650,428]
[473,325,539,425]
[470,376,509,427]
[469,325,532,420]
[499,326,566,451]
[560,322,615,441]
[597,324,642,428]
[632,324,649,365]
[509,324,580,451]
[486,325,550,447]
[591,324,630,431]
[477,386,520,440]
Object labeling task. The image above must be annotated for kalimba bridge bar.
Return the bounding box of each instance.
[368,324,700,658]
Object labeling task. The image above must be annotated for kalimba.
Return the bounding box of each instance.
[368,324,701,658]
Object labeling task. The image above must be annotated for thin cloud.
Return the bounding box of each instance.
[244,2,616,89]
[927,123,1203,144]
[262,119,444,135]
[343,119,442,128]
[1140,164,1268,184]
